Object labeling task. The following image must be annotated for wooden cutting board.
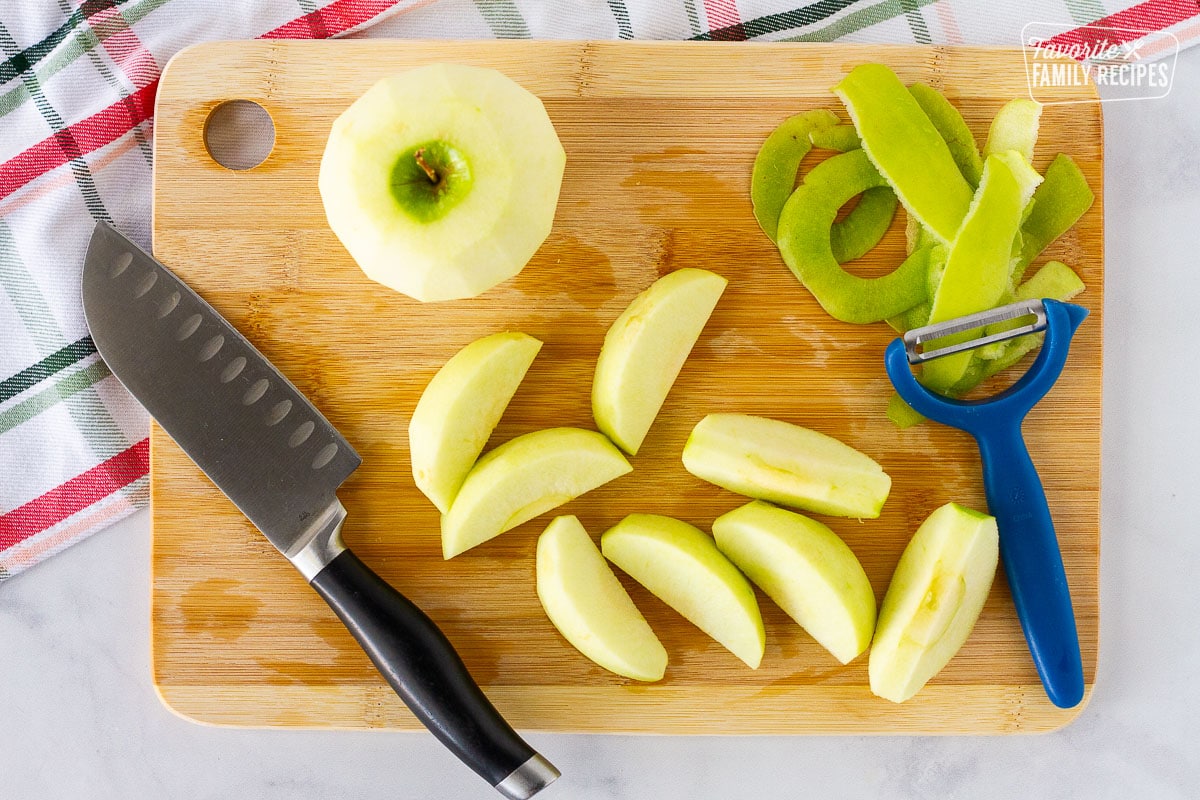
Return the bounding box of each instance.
[150,41,1102,734]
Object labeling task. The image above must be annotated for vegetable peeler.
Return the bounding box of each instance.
[884,298,1089,709]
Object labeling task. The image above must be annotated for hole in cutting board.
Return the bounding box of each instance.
[203,100,275,171]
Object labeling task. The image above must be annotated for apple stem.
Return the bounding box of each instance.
[413,148,440,185]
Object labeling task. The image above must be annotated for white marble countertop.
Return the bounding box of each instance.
[4,47,1200,800]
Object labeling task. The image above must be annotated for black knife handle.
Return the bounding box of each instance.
[309,549,559,798]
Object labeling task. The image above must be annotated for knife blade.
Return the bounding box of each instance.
[81,221,558,799]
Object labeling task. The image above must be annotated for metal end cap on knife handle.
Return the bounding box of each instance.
[902,298,1049,364]
[494,754,560,800]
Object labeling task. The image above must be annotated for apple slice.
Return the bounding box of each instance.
[441,428,631,559]
[319,64,566,302]
[592,268,728,455]
[869,502,999,703]
[409,332,542,513]
[682,414,891,518]
[536,516,668,681]
[601,514,765,669]
[712,501,876,664]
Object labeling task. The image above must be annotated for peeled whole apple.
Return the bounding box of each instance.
[601,514,765,669]
[409,332,542,513]
[712,500,876,664]
[319,64,566,302]
[869,502,999,703]
[536,515,668,681]
[441,427,631,559]
[592,268,728,455]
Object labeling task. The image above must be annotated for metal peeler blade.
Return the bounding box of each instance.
[903,298,1049,365]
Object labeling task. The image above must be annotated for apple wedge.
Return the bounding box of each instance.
[409,332,542,513]
[319,64,566,302]
[601,514,765,669]
[592,268,728,455]
[536,516,668,681]
[869,502,999,703]
[682,413,891,518]
[441,428,631,559]
[712,501,876,664]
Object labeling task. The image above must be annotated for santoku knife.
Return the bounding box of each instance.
[81,221,558,799]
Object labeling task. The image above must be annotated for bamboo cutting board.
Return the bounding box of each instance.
[150,41,1102,734]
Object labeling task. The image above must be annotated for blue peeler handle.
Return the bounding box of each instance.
[884,299,1089,709]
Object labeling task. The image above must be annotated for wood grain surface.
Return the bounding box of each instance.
[150,41,1103,733]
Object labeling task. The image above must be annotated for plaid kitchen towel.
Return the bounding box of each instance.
[1,0,1197,585]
